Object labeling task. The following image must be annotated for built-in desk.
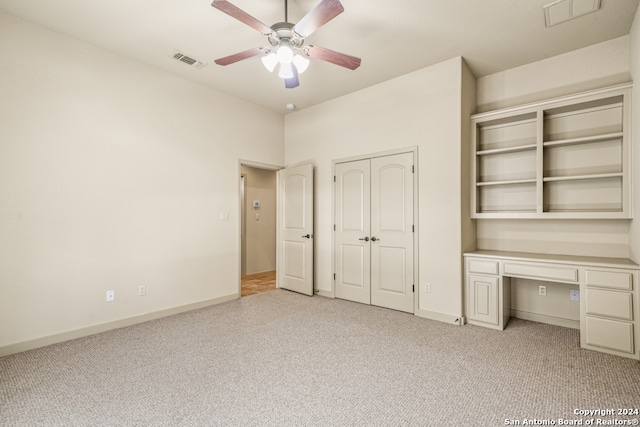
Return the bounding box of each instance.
[464,250,640,360]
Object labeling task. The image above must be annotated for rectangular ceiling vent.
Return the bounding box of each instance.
[173,51,207,69]
[543,0,601,27]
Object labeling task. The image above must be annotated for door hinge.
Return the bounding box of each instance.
[333,273,336,280]
[412,225,414,232]
[334,224,336,231]
[412,165,414,173]
[413,284,415,292]
[334,175,336,182]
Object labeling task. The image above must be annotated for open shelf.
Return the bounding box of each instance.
[470,84,631,219]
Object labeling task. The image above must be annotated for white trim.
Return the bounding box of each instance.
[510,310,580,330]
[0,293,237,357]
[415,309,465,326]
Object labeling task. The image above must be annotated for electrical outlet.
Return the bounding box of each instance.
[570,289,580,302]
[424,282,431,293]
[538,285,547,296]
[106,290,115,302]
[139,285,146,296]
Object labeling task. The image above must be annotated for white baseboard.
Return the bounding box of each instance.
[0,293,238,357]
[510,309,580,330]
[316,289,334,298]
[415,309,465,326]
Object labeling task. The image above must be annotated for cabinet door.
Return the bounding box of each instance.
[467,274,499,326]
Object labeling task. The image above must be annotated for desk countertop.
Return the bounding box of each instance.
[464,249,639,269]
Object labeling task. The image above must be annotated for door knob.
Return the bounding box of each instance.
[358,237,370,242]
[371,236,379,242]
[301,234,313,239]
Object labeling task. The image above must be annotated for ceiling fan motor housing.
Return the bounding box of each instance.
[268,22,305,49]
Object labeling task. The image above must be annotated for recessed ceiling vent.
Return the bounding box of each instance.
[543,0,601,27]
[172,51,207,69]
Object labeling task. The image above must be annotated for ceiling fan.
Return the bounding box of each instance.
[211,0,361,89]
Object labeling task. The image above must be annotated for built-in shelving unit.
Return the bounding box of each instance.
[471,84,632,219]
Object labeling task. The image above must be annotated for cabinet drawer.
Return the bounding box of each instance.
[585,316,634,354]
[585,289,633,320]
[468,259,499,275]
[503,262,578,283]
[585,270,633,290]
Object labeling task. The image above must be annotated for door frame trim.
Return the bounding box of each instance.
[330,146,419,312]
[237,159,283,298]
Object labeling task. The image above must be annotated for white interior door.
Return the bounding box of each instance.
[370,153,414,313]
[334,152,414,313]
[335,159,371,304]
[277,164,314,296]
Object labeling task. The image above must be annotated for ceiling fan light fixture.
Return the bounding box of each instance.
[292,54,310,74]
[276,44,294,65]
[278,63,295,79]
[261,52,278,72]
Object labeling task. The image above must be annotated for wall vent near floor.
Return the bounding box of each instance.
[172,51,207,69]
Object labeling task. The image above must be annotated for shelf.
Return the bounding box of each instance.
[477,179,537,187]
[543,173,623,183]
[470,84,631,219]
[477,144,537,156]
[543,132,623,148]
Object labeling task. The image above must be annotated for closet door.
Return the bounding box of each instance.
[335,159,371,304]
[370,153,414,313]
[334,152,415,313]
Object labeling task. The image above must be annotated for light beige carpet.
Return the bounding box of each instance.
[1,289,639,426]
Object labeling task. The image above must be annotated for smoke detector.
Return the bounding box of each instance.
[543,0,601,27]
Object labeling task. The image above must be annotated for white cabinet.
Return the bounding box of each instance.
[464,251,640,360]
[581,268,638,358]
[471,84,632,219]
[467,274,500,327]
[465,257,508,330]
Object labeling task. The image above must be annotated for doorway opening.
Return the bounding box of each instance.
[240,164,278,297]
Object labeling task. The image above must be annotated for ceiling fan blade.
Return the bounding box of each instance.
[211,0,273,35]
[284,66,300,89]
[292,0,344,37]
[214,47,269,66]
[306,45,361,70]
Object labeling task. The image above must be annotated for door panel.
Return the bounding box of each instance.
[278,164,314,296]
[335,160,371,304]
[370,152,414,313]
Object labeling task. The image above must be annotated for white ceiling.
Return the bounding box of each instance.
[1,0,638,114]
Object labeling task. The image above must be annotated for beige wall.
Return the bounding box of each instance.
[241,166,277,275]
[0,13,284,354]
[285,57,472,322]
[630,5,640,263]
[476,36,631,113]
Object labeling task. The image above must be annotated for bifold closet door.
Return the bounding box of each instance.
[335,152,414,313]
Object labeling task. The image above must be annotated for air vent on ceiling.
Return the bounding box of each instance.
[543,0,601,27]
[173,51,207,69]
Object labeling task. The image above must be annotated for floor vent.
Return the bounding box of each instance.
[173,51,207,69]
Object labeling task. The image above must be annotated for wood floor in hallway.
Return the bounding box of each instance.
[241,270,276,297]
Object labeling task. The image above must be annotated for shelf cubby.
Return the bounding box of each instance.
[470,84,631,219]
